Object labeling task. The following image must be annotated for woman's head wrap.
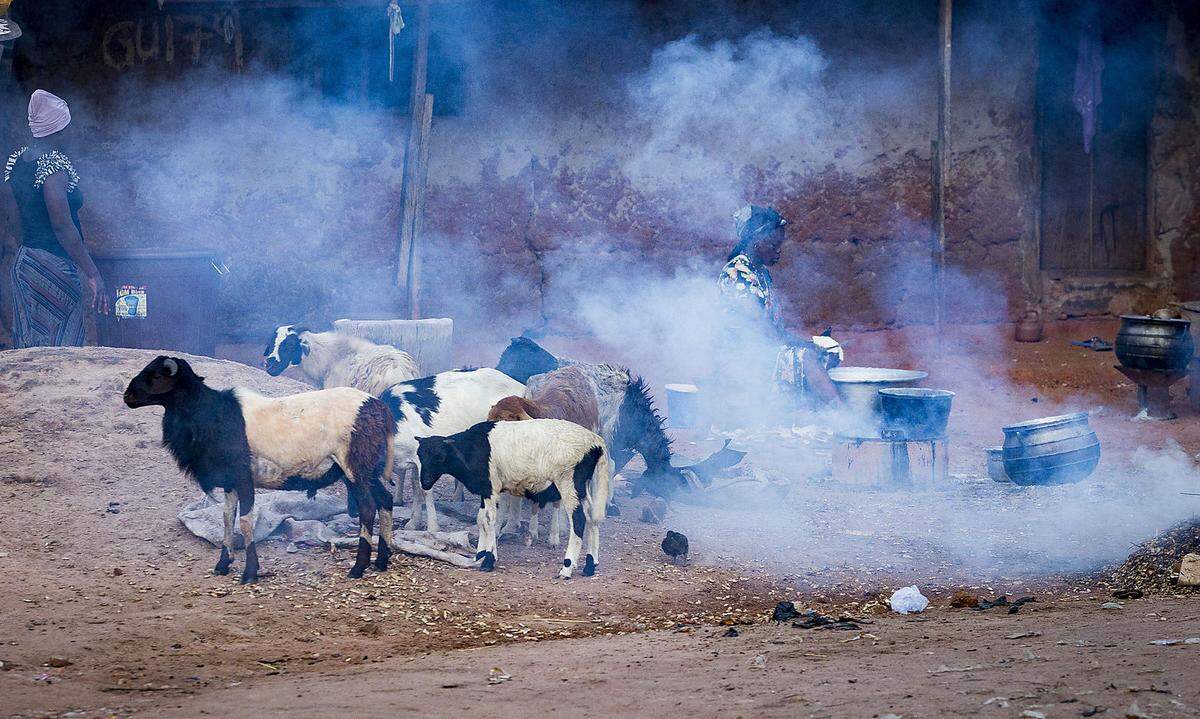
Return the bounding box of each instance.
[728,205,787,262]
[733,204,786,243]
[28,89,72,139]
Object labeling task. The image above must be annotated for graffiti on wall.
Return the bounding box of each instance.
[101,12,243,71]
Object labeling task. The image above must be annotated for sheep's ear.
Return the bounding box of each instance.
[161,358,179,377]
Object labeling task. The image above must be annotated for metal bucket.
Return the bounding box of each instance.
[664,383,700,429]
[1115,315,1194,372]
[829,367,928,420]
[1001,412,1100,486]
[878,388,955,440]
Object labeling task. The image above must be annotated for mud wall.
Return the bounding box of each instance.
[3,0,1198,349]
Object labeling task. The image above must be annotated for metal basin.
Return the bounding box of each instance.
[828,367,928,419]
[1001,412,1100,486]
[1115,315,1194,372]
[879,388,954,440]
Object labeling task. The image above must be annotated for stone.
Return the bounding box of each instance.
[1178,553,1200,586]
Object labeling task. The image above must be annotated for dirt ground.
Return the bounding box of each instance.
[2,322,1199,718]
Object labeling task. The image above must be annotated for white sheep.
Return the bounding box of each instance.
[124,356,397,584]
[264,325,420,396]
[417,419,610,578]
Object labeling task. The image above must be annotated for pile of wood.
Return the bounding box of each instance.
[1105,518,1200,593]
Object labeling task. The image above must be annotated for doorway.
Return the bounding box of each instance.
[1037,1,1156,274]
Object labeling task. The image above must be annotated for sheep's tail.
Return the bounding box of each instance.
[349,396,398,486]
[588,443,611,524]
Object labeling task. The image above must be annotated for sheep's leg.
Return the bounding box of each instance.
[236,485,259,585]
[349,485,377,579]
[212,489,237,575]
[368,478,395,571]
[450,482,465,502]
[559,498,584,580]
[422,481,440,533]
[390,464,405,509]
[497,495,519,538]
[402,467,423,529]
[475,494,498,572]
[525,501,539,546]
[583,494,601,577]
[547,502,562,547]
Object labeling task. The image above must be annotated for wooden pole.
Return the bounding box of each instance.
[933,0,952,351]
[407,93,434,319]
[395,0,431,310]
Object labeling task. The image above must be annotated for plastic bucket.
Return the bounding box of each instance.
[665,383,700,429]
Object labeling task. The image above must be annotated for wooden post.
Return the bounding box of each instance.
[407,93,434,319]
[395,0,431,313]
[933,0,952,352]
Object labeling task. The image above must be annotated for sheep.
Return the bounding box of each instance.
[124,356,396,584]
[487,365,602,543]
[263,324,420,397]
[496,337,690,496]
[416,419,610,578]
[381,367,526,532]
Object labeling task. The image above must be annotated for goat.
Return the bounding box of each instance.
[264,325,420,396]
[124,356,396,584]
[381,367,526,532]
[487,365,602,543]
[417,419,609,578]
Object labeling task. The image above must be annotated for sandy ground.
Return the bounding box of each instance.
[2,323,1199,718]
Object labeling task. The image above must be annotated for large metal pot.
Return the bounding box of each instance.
[1115,315,1194,371]
[828,367,928,420]
[878,388,954,440]
[1001,412,1100,486]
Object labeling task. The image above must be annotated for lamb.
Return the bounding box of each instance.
[487,365,602,543]
[263,324,420,396]
[124,356,396,584]
[496,337,690,496]
[382,367,526,532]
[416,419,610,578]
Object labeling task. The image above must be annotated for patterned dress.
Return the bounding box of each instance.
[717,253,814,399]
[3,147,88,348]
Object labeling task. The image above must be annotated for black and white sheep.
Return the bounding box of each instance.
[416,419,610,578]
[264,325,420,396]
[123,356,397,584]
[381,367,526,532]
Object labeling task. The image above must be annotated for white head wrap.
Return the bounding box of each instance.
[28,89,72,139]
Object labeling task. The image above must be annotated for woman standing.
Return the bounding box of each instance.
[716,204,839,412]
[1,89,105,348]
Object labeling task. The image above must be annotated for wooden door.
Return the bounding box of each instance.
[1038,3,1155,273]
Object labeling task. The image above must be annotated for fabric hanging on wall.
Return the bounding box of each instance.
[387,0,405,82]
[1072,24,1104,154]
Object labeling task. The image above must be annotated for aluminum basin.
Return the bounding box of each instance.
[828,367,929,418]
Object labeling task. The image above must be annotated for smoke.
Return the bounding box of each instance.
[76,68,406,335]
[19,2,1192,582]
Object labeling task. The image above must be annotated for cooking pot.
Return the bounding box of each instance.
[828,367,928,420]
[1114,315,1194,372]
[878,388,954,440]
[1001,412,1100,486]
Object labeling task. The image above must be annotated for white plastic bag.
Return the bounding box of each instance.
[889,585,929,614]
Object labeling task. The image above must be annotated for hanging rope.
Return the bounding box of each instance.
[387,0,405,82]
